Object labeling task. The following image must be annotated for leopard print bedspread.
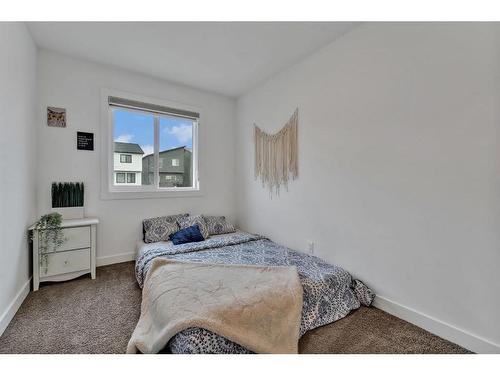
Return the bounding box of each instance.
[135,232,375,354]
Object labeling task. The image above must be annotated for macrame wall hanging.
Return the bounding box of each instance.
[254,108,298,197]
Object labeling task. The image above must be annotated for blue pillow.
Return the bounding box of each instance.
[169,224,205,245]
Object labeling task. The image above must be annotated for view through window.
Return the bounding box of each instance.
[111,103,197,190]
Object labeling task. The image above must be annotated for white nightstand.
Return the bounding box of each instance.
[30,217,99,291]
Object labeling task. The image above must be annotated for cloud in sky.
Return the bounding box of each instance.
[166,124,192,144]
[141,144,154,156]
[114,134,134,143]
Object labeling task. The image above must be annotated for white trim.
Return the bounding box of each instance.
[100,189,203,200]
[0,278,31,337]
[96,251,136,267]
[100,88,203,200]
[40,270,91,283]
[28,217,99,230]
[373,295,500,354]
[154,114,160,188]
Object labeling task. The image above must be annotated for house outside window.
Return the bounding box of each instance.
[113,142,144,186]
[101,90,200,199]
[142,147,191,188]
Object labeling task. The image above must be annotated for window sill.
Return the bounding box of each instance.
[100,188,203,200]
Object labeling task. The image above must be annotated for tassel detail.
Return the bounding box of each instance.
[254,108,298,197]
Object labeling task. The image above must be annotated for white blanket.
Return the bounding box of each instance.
[127,258,303,354]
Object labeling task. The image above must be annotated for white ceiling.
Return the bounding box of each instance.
[27,22,358,98]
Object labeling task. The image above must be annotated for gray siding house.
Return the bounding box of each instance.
[142,146,192,187]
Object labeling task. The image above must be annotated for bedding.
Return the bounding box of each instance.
[135,231,375,354]
[128,258,303,354]
[169,224,204,245]
[177,215,210,239]
[143,213,188,243]
[203,215,236,235]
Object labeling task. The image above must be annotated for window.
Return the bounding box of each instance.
[120,154,132,163]
[158,117,193,188]
[113,109,153,187]
[127,173,136,183]
[116,172,136,184]
[116,173,125,183]
[103,92,200,198]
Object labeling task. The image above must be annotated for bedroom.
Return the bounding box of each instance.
[1,0,500,372]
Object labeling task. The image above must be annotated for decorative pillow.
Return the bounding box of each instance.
[177,215,210,239]
[170,225,205,245]
[143,213,189,243]
[203,215,236,235]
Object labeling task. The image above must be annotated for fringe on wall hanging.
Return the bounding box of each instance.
[254,108,298,197]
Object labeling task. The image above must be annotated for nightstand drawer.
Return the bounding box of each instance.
[42,248,91,277]
[40,226,91,252]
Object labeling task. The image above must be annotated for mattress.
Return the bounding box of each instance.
[134,230,374,353]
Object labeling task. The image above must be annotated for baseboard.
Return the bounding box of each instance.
[373,295,500,354]
[96,251,136,267]
[0,278,31,336]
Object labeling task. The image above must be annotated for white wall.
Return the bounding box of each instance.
[235,23,500,352]
[0,23,38,334]
[37,50,236,265]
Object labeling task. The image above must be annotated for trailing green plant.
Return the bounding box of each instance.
[52,182,84,208]
[32,213,66,272]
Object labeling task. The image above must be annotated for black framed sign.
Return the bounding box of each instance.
[77,132,94,151]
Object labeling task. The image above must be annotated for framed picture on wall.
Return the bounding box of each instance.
[47,107,66,127]
[77,131,94,151]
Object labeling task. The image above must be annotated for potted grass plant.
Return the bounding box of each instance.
[51,182,84,219]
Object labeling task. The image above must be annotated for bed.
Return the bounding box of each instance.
[135,230,374,354]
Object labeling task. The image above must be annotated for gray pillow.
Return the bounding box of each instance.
[203,215,236,235]
[177,215,210,239]
[143,213,188,243]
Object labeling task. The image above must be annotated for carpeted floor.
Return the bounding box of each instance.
[0,262,470,354]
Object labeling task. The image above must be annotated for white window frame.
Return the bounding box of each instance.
[100,89,202,200]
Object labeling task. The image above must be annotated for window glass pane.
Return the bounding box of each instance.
[127,173,136,183]
[116,172,125,183]
[120,154,132,163]
[113,109,154,186]
[158,115,194,188]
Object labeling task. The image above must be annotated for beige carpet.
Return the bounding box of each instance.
[0,262,470,354]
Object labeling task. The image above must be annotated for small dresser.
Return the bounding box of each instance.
[30,217,99,291]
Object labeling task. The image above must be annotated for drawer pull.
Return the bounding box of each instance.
[64,260,68,265]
